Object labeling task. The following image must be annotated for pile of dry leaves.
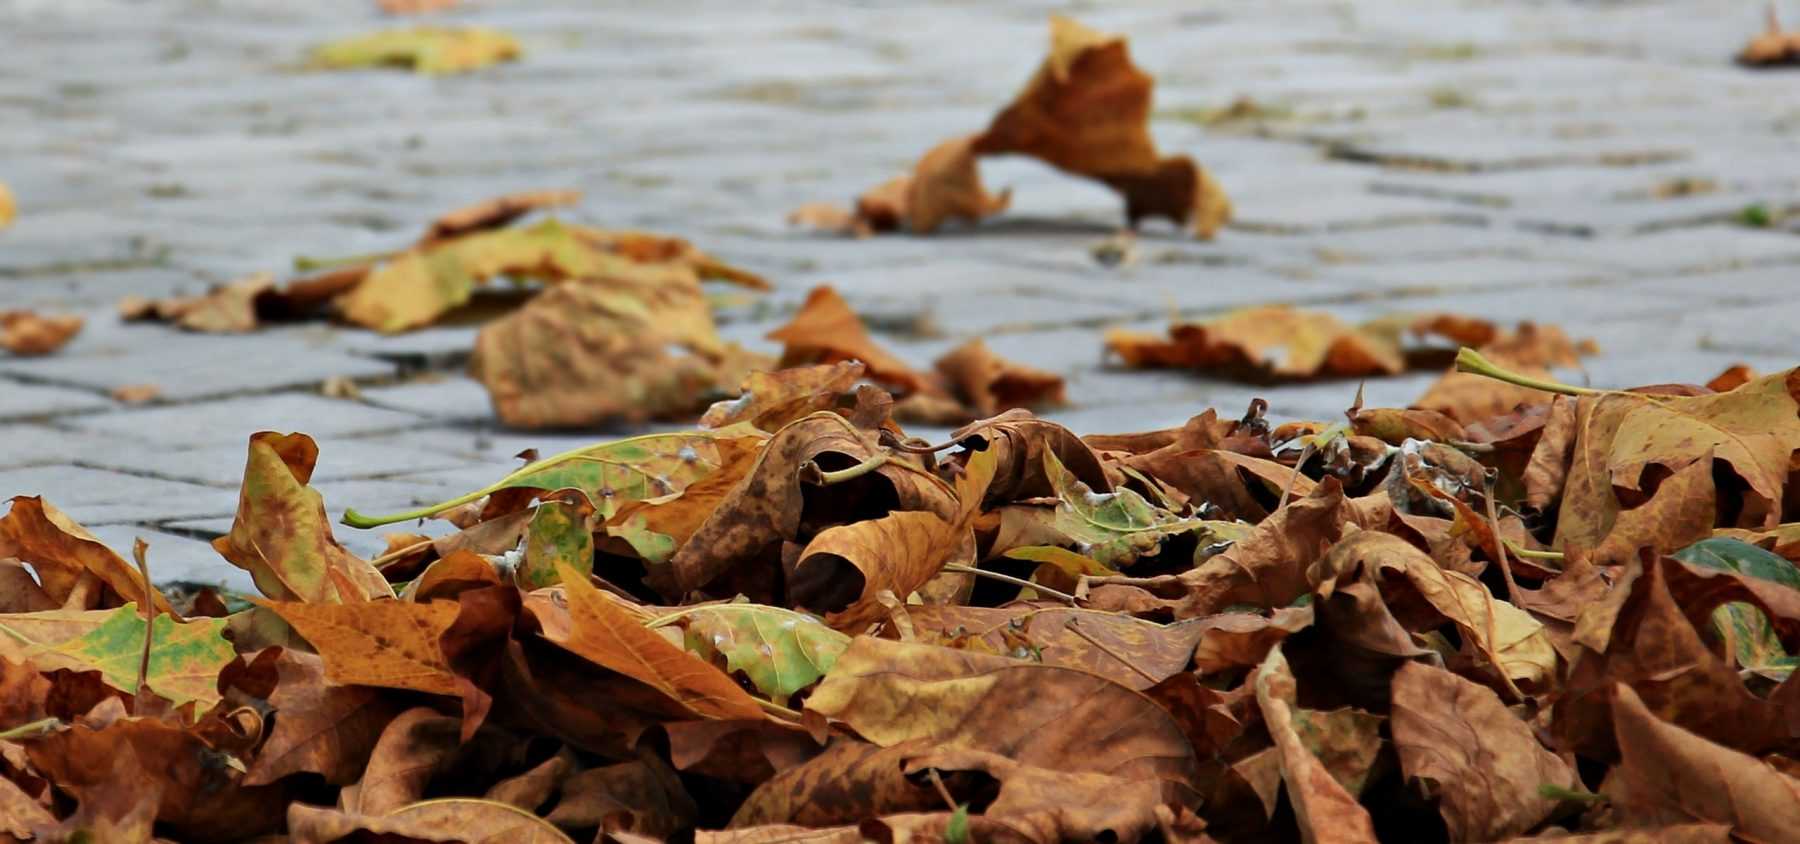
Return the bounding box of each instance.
[1,347,1797,843]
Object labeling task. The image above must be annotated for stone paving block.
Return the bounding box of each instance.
[77,433,487,488]
[0,424,120,470]
[0,378,112,420]
[358,376,494,422]
[0,465,232,525]
[0,317,397,402]
[66,393,430,444]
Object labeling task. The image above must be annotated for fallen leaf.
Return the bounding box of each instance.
[670,604,849,701]
[245,650,404,786]
[108,384,160,404]
[1740,5,1800,66]
[0,310,82,356]
[1106,306,1403,380]
[310,27,522,75]
[1390,661,1577,841]
[27,603,232,714]
[541,562,764,720]
[263,598,463,696]
[215,432,393,602]
[854,135,1011,234]
[289,797,575,842]
[0,182,12,228]
[119,273,275,334]
[0,496,174,614]
[973,16,1232,237]
[424,189,580,243]
[934,338,1066,417]
[518,498,595,588]
[700,361,867,432]
[1254,647,1380,844]
[766,286,935,396]
[1607,683,1800,837]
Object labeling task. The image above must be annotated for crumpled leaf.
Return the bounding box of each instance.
[1254,647,1380,844]
[853,135,1011,234]
[468,273,760,430]
[244,649,403,786]
[700,361,867,432]
[901,605,1212,689]
[1558,368,1800,550]
[518,497,595,589]
[973,16,1231,237]
[118,273,275,334]
[1390,661,1577,841]
[766,286,935,396]
[310,27,522,75]
[0,496,174,614]
[541,562,764,720]
[935,338,1066,419]
[216,432,393,602]
[1106,306,1403,380]
[0,310,82,356]
[1606,683,1800,838]
[1040,449,1207,567]
[670,603,849,701]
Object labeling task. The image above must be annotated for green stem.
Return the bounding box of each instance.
[808,452,889,485]
[1455,348,1600,396]
[943,564,1077,605]
[1503,539,1565,561]
[292,249,394,272]
[0,718,60,741]
[343,429,718,529]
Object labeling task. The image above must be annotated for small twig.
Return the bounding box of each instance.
[132,539,154,702]
[1063,618,1160,685]
[1481,473,1521,604]
[926,768,958,812]
[1277,442,1316,511]
[942,564,1077,605]
[0,718,61,741]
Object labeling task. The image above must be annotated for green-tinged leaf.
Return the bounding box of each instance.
[665,603,849,701]
[1676,537,1800,590]
[345,425,764,528]
[215,432,393,603]
[310,27,522,75]
[606,513,676,565]
[24,604,232,714]
[946,803,970,844]
[518,500,594,588]
[1041,449,1207,566]
[1711,601,1798,683]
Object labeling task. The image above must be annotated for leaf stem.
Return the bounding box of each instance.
[0,718,60,741]
[1503,539,1566,561]
[292,250,393,272]
[132,538,154,702]
[806,452,889,486]
[942,564,1077,605]
[1454,348,1600,396]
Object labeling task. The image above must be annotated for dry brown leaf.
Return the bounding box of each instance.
[1390,661,1577,841]
[854,135,1011,234]
[263,598,463,696]
[0,496,174,615]
[1740,5,1800,65]
[766,286,934,395]
[289,797,575,843]
[1107,306,1404,380]
[1253,647,1380,844]
[0,310,82,356]
[934,337,1066,416]
[1607,683,1800,837]
[424,189,581,244]
[699,361,867,432]
[973,16,1231,237]
[245,650,405,787]
[542,562,765,720]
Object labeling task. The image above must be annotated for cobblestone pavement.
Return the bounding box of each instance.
[3,0,1798,586]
